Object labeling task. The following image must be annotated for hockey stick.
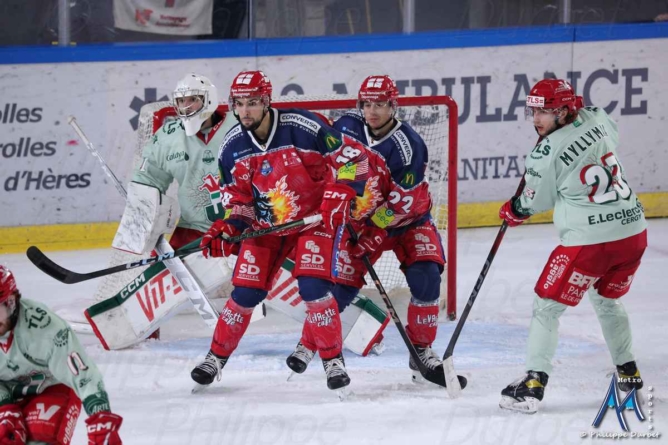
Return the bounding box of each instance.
[27,215,322,285]
[345,224,464,391]
[441,176,526,397]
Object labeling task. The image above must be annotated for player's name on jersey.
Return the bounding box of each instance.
[588,201,644,226]
[557,123,610,167]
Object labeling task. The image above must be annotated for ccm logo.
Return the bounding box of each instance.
[323,191,349,200]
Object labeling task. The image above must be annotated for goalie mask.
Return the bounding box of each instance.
[173,73,219,136]
[524,79,584,123]
[0,265,19,334]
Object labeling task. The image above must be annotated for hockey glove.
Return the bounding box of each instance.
[200,220,242,258]
[499,198,529,227]
[0,405,26,445]
[350,225,387,259]
[319,183,356,234]
[86,411,123,445]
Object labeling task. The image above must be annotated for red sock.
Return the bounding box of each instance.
[406,301,439,347]
[210,299,254,357]
[305,295,342,360]
[299,321,317,352]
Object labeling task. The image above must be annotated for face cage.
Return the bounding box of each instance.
[229,95,271,117]
[172,90,208,119]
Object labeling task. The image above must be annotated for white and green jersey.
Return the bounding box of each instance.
[0,299,110,415]
[132,112,236,233]
[516,106,647,246]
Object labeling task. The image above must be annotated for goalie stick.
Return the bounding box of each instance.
[27,214,323,284]
[67,115,223,328]
[441,176,526,398]
[345,224,465,393]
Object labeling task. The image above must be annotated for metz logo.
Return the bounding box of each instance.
[136,269,182,322]
[592,375,645,431]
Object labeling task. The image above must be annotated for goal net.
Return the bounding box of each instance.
[93,95,458,319]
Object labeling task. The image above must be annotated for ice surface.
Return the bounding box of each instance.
[1,220,666,444]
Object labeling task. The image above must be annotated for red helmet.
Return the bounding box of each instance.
[0,265,17,303]
[358,75,399,104]
[526,79,583,114]
[229,71,272,103]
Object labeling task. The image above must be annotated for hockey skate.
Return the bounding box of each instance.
[499,370,549,414]
[191,350,228,393]
[322,353,351,400]
[617,361,643,392]
[409,345,468,389]
[286,341,316,381]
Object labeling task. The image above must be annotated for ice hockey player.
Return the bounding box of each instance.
[191,70,378,394]
[91,73,239,347]
[498,79,647,413]
[286,75,466,389]
[130,72,236,248]
[0,265,123,444]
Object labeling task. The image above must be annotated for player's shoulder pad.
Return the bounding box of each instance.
[218,124,246,160]
[390,124,425,166]
[334,112,365,137]
[18,298,69,343]
[277,108,322,137]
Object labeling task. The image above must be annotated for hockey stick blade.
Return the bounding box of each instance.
[344,224,464,391]
[442,356,462,398]
[26,214,324,284]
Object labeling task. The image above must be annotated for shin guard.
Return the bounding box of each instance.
[306,295,343,360]
[210,298,254,357]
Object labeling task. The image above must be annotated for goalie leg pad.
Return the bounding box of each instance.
[183,250,233,300]
[112,182,180,254]
[22,384,81,445]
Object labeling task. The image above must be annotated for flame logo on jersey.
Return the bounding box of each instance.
[351,176,383,220]
[252,176,300,226]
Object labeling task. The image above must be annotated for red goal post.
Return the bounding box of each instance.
[148,95,459,319]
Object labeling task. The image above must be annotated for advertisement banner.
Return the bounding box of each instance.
[0,38,666,227]
[113,0,213,36]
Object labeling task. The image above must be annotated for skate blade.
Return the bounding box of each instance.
[335,386,351,401]
[191,383,209,394]
[287,371,297,382]
[499,395,539,414]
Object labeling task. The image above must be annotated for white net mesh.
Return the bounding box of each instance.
[94,96,456,315]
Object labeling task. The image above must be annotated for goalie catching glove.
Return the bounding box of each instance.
[200,219,242,258]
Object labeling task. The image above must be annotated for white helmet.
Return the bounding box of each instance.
[172,73,219,136]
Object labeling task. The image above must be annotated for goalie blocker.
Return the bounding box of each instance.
[86,248,389,355]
